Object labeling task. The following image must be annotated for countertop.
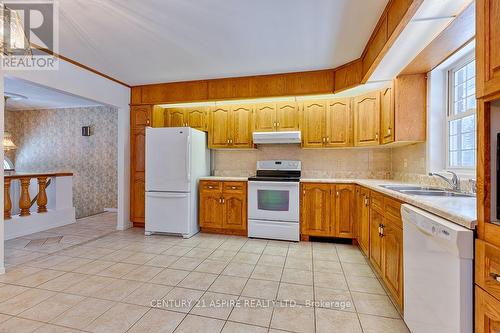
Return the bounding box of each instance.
[199,176,477,229]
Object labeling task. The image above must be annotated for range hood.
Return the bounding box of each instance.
[253,131,301,144]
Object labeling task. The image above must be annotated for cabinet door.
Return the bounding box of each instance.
[325,98,352,147]
[301,183,332,236]
[477,0,500,98]
[380,86,395,144]
[334,184,355,238]
[302,101,326,148]
[209,106,231,148]
[354,92,380,146]
[223,192,247,231]
[166,108,187,127]
[369,209,384,274]
[276,102,300,131]
[254,103,276,132]
[230,105,253,148]
[131,128,146,173]
[199,189,223,229]
[358,187,370,256]
[476,286,500,333]
[130,172,145,222]
[131,105,152,128]
[186,107,208,131]
[382,219,404,309]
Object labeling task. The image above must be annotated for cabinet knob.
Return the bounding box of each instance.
[231,186,237,190]
[146,119,150,126]
[490,273,500,283]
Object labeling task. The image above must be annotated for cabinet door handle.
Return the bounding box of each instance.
[326,137,329,143]
[364,197,369,206]
[322,137,326,143]
[388,127,392,135]
[336,191,339,197]
[146,119,150,126]
[490,273,500,283]
[231,186,237,190]
[207,186,214,189]
[221,198,225,204]
[219,198,222,204]
[375,133,379,140]
[277,122,280,127]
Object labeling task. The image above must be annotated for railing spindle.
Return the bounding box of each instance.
[4,178,11,220]
[19,177,31,216]
[36,177,48,213]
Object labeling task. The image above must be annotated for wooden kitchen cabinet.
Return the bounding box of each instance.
[130,105,152,225]
[380,86,394,144]
[231,105,253,148]
[356,186,370,256]
[208,105,253,148]
[369,208,384,275]
[476,0,500,99]
[199,180,247,235]
[476,286,500,333]
[325,98,352,147]
[382,217,404,309]
[334,184,355,238]
[254,102,300,132]
[302,101,326,148]
[302,99,352,148]
[165,106,208,131]
[301,183,332,236]
[300,183,356,239]
[276,102,300,131]
[354,91,380,146]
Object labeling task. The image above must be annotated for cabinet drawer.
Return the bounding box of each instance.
[384,197,402,228]
[200,181,222,192]
[476,239,500,302]
[223,181,247,193]
[370,191,384,214]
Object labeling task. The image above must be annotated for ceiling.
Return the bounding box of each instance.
[4,76,103,111]
[56,0,389,86]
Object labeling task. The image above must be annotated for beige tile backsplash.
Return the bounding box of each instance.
[214,145,392,179]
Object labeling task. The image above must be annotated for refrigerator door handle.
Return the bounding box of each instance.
[147,192,188,199]
[186,137,191,182]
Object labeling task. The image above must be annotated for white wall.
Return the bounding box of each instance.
[1,60,131,271]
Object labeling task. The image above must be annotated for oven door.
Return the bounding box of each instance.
[248,181,299,222]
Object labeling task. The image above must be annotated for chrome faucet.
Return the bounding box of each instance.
[428,171,461,192]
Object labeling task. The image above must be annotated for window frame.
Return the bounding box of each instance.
[445,52,476,174]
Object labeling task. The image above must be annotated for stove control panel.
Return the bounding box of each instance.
[257,160,301,171]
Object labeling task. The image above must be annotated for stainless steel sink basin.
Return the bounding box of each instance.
[399,190,474,198]
[379,185,442,191]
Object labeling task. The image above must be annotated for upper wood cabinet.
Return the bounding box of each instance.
[208,105,253,148]
[325,98,352,147]
[380,86,395,144]
[209,106,231,148]
[131,105,152,128]
[477,0,500,99]
[276,102,300,131]
[166,108,187,127]
[354,92,381,146]
[254,102,300,132]
[231,105,254,148]
[302,101,326,148]
[254,103,276,132]
[300,183,356,238]
[164,106,208,131]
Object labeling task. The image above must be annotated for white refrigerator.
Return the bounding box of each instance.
[145,127,210,238]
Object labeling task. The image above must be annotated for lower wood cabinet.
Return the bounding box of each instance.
[367,190,404,310]
[476,286,500,333]
[199,180,247,235]
[300,183,355,238]
[356,186,370,256]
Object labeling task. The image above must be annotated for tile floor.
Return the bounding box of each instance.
[0,213,409,332]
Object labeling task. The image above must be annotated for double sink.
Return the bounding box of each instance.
[379,185,474,198]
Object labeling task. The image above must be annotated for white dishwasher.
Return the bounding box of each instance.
[401,204,473,333]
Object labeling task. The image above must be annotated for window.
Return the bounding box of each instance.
[447,58,476,170]
[3,157,14,170]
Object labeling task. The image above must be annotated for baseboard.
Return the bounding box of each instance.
[104,208,118,213]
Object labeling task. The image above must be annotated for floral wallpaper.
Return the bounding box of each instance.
[5,106,118,218]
